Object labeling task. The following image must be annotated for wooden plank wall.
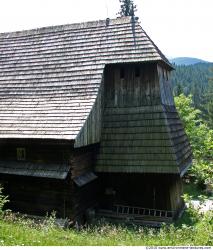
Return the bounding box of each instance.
[98,173,181,211]
[105,63,161,108]
[163,105,192,175]
[0,140,70,164]
[71,180,99,223]
[0,140,99,221]
[157,64,192,174]
[96,63,180,173]
[71,145,97,178]
[157,65,174,106]
[0,139,99,177]
[69,145,99,222]
[74,78,104,148]
[96,63,192,174]
[169,175,184,213]
[0,175,72,218]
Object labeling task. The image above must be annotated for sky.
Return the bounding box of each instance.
[0,0,212,62]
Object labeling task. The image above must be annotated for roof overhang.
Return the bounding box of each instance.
[0,161,71,180]
[179,159,192,177]
[0,138,74,146]
[73,172,98,187]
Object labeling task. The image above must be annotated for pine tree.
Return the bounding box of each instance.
[207,100,213,128]
[118,0,137,17]
[174,82,183,96]
[206,68,213,128]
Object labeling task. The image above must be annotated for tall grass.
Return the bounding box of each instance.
[0,209,212,246]
[0,184,212,246]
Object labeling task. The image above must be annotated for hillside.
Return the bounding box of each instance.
[170,57,211,65]
[171,63,212,90]
[171,62,213,112]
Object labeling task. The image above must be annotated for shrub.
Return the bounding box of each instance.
[175,94,213,189]
[0,185,9,218]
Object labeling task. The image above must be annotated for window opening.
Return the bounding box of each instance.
[17,148,26,161]
[135,67,140,77]
[120,67,125,79]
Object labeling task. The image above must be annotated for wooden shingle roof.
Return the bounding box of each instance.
[0,161,70,179]
[0,17,172,140]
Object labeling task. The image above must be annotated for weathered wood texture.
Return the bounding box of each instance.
[104,63,161,107]
[71,180,99,222]
[98,173,183,212]
[0,17,172,140]
[0,141,70,164]
[74,81,104,148]
[169,175,184,213]
[157,64,192,174]
[0,161,70,179]
[0,16,191,222]
[157,65,174,106]
[95,63,192,175]
[163,105,192,175]
[1,175,72,218]
[0,141,98,220]
[71,145,97,178]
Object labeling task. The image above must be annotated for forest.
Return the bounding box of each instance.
[0,0,212,246]
[171,62,213,192]
[0,63,212,246]
[171,62,213,127]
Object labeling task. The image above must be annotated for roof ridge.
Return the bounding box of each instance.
[0,15,173,141]
[0,16,132,38]
[137,23,172,67]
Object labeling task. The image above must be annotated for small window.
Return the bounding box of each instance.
[135,67,140,77]
[17,148,26,161]
[166,71,169,81]
[62,150,70,163]
[120,67,125,79]
[163,69,168,80]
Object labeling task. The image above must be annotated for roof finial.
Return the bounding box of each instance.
[106,18,110,26]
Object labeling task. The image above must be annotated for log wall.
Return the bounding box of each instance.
[98,173,182,212]
[157,64,174,106]
[96,63,192,175]
[0,139,70,164]
[0,140,98,221]
[0,175,72,218]
[105,63,161,107]
[74,78,104,148]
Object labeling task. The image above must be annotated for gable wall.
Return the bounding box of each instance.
[105,63,161,107]
[157,65,192,173]
[74,81,103,148]
[95,63,180,173]
[0,140,98,220]
[0,140,69,164]
[0,139,98,178]
[74,62,162,148]
[157,64,174,106]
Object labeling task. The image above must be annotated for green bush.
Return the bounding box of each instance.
[175,94,213,189]
[0,185,9,218]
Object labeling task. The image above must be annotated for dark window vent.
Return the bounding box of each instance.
[17,147,26,161]
[166,71,169,81]
[120,67,125,79]
[135,67,140,77]
[163,70,169,81]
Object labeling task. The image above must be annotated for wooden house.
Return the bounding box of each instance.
[0,17,192,224]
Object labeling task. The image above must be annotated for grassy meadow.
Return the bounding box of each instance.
[0,183,212,246]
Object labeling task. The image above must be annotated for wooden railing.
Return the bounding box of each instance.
[113,204,174,218]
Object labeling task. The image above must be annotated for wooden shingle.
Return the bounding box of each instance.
[0,17,172,140]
